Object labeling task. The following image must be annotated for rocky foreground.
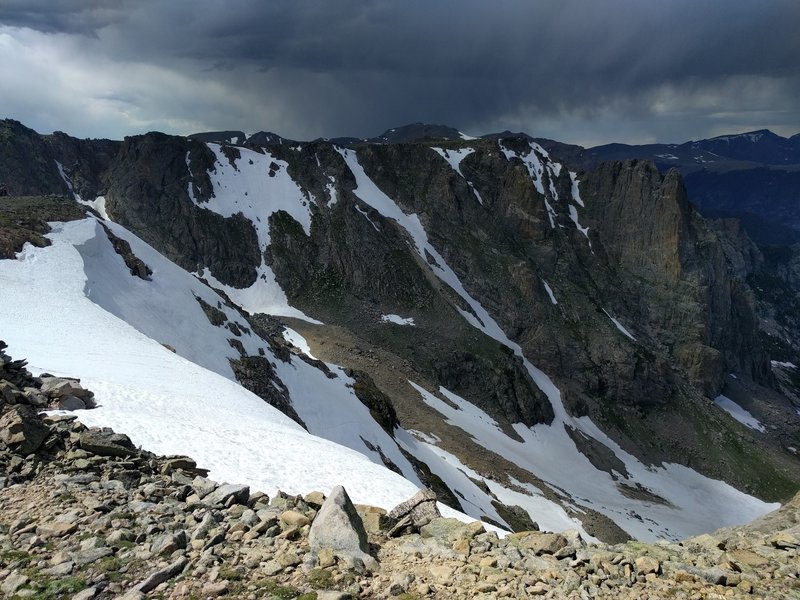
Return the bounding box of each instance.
[1,343,800,600]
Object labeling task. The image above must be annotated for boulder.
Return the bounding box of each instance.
[161,456,197,474]
[386,488,440,536]
[202,483,250,507]
[133,557,189,593]
[512,531,569,556]
[79,428,136,457]
[0,380,16,404]
[0,404,49,455]
[309,485,374,569]
[58,395,86,410]
[40,377,91,399]
[0,571,29,596]
[635,555,661,575]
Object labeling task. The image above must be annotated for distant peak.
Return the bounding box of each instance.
[371,123,466,144]
[707,129,780,143]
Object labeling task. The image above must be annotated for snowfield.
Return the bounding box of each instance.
[0,218,433,513]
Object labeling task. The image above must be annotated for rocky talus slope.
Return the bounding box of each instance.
[2,345,800,599]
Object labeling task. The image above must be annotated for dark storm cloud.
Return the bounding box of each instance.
[1,0,798,144]
[0,0,135,34]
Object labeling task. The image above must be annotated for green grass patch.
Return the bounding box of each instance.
[21,575,87,600]
[1,549,33,567]
[250,578,303,599]
[219,566,243,581]
[307,568,334,590]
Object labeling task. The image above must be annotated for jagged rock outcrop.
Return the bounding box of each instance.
[582,160,771,395]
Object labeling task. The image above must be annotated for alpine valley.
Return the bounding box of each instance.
[1,119,800,598]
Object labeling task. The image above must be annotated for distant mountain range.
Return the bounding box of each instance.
[563,130,800,246]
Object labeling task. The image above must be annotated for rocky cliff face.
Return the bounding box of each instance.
[103,133,263,288]
[581,160,770,396]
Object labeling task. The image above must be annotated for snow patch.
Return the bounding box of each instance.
[499,141,560,227]
[56,160,108,218]
[354,205,380,232]
[714,395,767,433]
[282,327,317,359]
[771,360,797,369]
[568,204,591,243]
[186,143,319,322]
[77,219,261,380]
[542,280,558,305]
[326,176,338,206]
[0,219,423,510]
[603,309,636,341]
[569,172,584,207]
[408,379,776,541]
[431,147,475,177]
[55,160,80,201]
[200,265,320,323]
[395,427,510,529]
[431,147,483,205]
[204,143,312,244]
[381,314,415,326]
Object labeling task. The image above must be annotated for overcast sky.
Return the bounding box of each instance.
[1,1,798,146]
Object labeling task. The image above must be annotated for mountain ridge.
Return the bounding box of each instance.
[1,118,799,547]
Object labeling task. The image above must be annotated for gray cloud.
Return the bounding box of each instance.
[1,0,798,145]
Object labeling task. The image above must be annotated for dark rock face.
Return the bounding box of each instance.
[0,120,119,200]
[581,161,770,395]
[0,120,70,196]
[100,222,152,280]
[560,129,800,246]
[229,355,305,427]
[44,130,120,201]
[103,133,262,288]
[2,123,795,504]
[264,142,557,426]
[347,369,399,434]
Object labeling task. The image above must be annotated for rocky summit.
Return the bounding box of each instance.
[1,345,799,599]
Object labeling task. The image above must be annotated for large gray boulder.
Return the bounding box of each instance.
[202,483,250,507]
[0,405,49,455]
[308,486,374,570]
[386,488,440,536]
[79,428,136,457]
